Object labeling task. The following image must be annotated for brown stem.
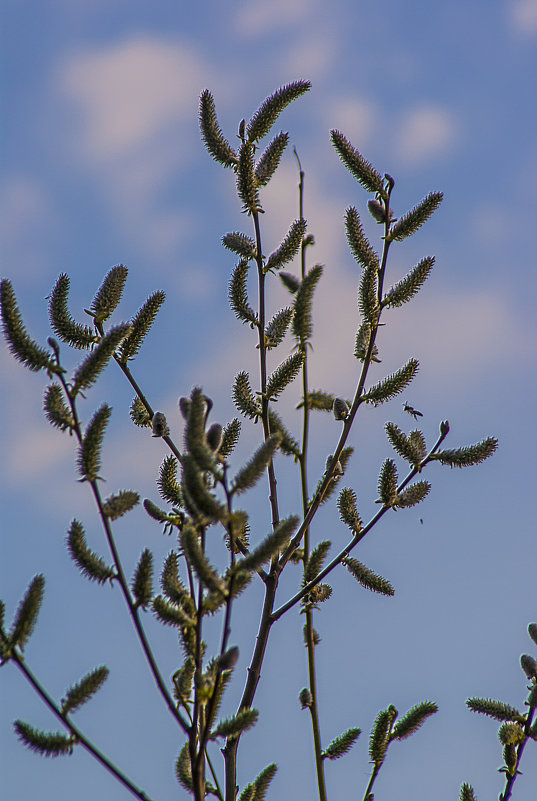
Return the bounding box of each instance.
[223,572,279,801]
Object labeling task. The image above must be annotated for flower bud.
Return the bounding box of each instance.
[527,683,537,708]
[520,654,537,680]
[326,455,343,479]
[218,646,239,671]
[299,688,313,709]
[152,412,169,438]
[207,423,223,452]
[332,397,349,421]
[178,397,191,420]
[368,199,387,224]
[528,623,537,646]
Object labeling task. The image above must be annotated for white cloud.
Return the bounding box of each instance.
[395,106,459,167]
[325,96,378,150]
[0,176,57,278]
[59,38,208,161]
[234,0,314,36]
[56,37,218,262]
[510,0,537,35]
[470,203,515,248]
[0,349,73,486]
[384,287,529,383]
[280,35,336,81]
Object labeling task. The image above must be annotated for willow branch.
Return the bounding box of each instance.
[271,426,449,622]
[500,705,536,801]
[295,147,328,801]
[12,651,157,801]
[277,232,393,573]
[57,371,190,736]
[95,321,183,465]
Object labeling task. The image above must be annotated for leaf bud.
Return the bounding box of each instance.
[218,646,239,671]
[178,397,191,420]
[332,397,349,421]
[528,623,537,646]
[384,173,395,190]
[520,654,537,680]
[368,199,387,224]
[152,412,169,438]
[326,455,343,479]
[440,420,450,436]
[299,688,313,709]
[207,423,223,452]
[527,683,537,708]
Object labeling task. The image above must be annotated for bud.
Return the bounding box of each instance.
[308,583,332,603]
[326,455,343,479]
[527,683,537,708]
[152,412,169,438]
[384,173,395,190]
[520,654,537,680]
[368,199,387,224]
[332,397,349,421]
[528,623,537,646]
[207,423,223,452]
[303,623,321,645]
[178,397,191,420]
[299,688,313,709]
[218,646,239,671]
[503,743,517,775]
[440,420,450,436]
[238,119,246,141]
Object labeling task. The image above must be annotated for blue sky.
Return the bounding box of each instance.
[1,1,537,800]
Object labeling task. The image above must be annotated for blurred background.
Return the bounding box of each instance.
[1,1,536,799]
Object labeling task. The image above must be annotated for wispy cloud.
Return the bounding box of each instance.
[280,35,336,81]
[324,96,378,150]
[56,37,215,263]
[0,176,58,279]
[509,0,537,35]
[234,0,315,36]
[395,106,459,167]
[59,37,208,161]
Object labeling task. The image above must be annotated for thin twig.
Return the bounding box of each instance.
[271,427,449,622]
[12,651,157,801]
[294,148,328,801]
[57,370,190,736]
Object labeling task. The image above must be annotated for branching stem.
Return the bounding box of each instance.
[57,370,190,736]
[272,423,449,622]
[96,322,183,465]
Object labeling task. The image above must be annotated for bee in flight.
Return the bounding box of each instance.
[403,401,423,420]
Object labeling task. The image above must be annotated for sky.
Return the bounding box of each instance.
[1,1,537,800]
